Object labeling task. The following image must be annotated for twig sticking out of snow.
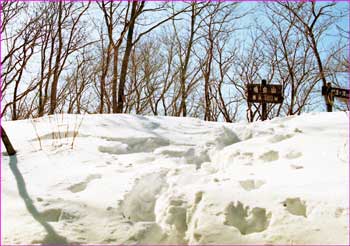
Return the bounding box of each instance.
[71,114,85,149]
[30,118,42,150]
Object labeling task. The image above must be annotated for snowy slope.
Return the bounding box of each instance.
[1,112,349,244]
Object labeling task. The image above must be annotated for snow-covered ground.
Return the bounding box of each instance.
[1,112,349,245]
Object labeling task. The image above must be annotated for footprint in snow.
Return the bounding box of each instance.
[224,201,271,235]
[285,151,302,160]
[239,179,266,191]
[68,174,101,193]
[259,150,279,162]
[269,134,294,143]
[282,197,307,217]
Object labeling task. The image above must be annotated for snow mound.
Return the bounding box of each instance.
[1,112,349,244]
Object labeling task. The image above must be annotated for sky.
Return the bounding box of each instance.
[1,1,349,119]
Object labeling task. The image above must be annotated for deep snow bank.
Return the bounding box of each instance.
[1,112,349,244]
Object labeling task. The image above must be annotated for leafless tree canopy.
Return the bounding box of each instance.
[1,1,349,122]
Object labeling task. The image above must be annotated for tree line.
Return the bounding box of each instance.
[1,1,349,122]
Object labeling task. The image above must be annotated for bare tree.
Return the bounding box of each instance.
[276,2,346,111]
[196,2,241,121]
[1,3,43,120]
[262,4,319,116]
[2,2,347,121]
[97,1,129,113]
[116,2,191,113]
[172,2,209,117]
[48,2,91,115]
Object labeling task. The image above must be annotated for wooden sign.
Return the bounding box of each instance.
[322,85,350,100]
[321,83,349,112]
[247,82,283,104]
[246,80,284,121]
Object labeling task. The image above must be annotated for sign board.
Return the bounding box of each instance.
[322,86,350,100]
[246,80,284,121]
[247,84,283,103]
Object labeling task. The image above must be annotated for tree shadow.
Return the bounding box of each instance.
[8,155,69,245]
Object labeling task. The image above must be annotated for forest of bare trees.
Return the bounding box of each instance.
[1,1,349,122]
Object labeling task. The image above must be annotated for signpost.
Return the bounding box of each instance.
[246,79,284,121]
[1,126,16,156]
[322,82,350,112]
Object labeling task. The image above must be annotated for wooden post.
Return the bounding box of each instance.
[261,79,267,121]
[1,126,16,156]
[325,82,333,112]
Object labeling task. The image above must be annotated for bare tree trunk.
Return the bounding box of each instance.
[176,3,197,117]
[203,34,213,121]
[49,1,63,115]
[100,42,112,113]
[112,47,119,113]
[1,126,16,156]
[179,4,197,117]
[117,1,143,113]
[98,1,129,113]
[38,21,55,117]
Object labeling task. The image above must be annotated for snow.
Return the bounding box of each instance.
[1,112,349,244]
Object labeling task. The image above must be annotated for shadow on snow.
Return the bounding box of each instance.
[8,155,69,245]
